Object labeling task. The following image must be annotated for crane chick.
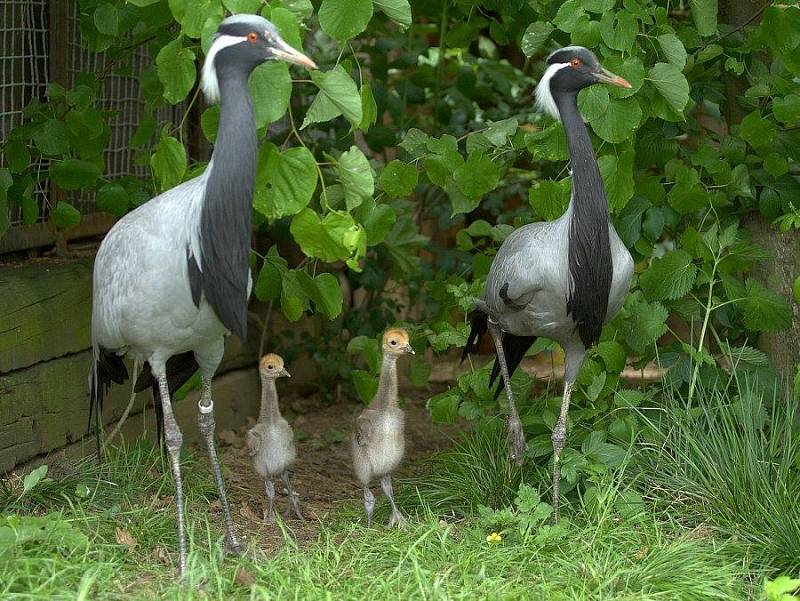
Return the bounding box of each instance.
[351,328,414,527]
[246,354,302,523]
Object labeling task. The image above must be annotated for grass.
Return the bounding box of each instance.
[1,380,796,599]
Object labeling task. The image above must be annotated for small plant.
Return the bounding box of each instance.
[476,483,557,545]
[765,576,800,601]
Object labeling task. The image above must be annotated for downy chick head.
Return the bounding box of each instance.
[259,353,291,380]
[382,328,415,356]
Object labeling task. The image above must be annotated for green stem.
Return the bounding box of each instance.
[687,259,718,405]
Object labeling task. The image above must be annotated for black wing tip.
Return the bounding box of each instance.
[461,309,489,364]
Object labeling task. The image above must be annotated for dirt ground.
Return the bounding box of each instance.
[205,386,456,553]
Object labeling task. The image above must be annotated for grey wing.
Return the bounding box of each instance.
[484,222,556,315]
[354,413,374,447]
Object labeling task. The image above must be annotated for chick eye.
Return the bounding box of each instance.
[390,340,397,346]
[247,32,259,43]
[570,57,582,68]
[267,364,273,369]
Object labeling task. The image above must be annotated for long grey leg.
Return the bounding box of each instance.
[197,378,242,555]
[156,375,187,578]
[487,320,526,465]
[551,381,573,523]
[380,474,405,527]
[281,471,303,520]
[363,486,375,527]
[264,479,275,524]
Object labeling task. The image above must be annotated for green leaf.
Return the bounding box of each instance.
[689,0,717,37]
[96,183,129,217]
[359,84,378,131]
[130,114,157,149]
[593,340,626,373]
[354,198,397,246]
[428,389,461,423]
[302,66,362,128]
[174,0,222,38]
[657,34,687,70]
[743,279,792,332]
[22,465,48,494]
[773,94,800,126]
[372,0,411,30]
[521,21,554,57]
[589,97,642,144]
[222,0,262,11]
[51,202,81,229]
[624,299,669,354]
[739,111,776,148]
[525,122,569,161]
[254,259,283,302]
[4,140,30,173]
[33,119,70,156]
[338,146,374,210]
[667,183,708,214]
[290,208,364,263]
[250,62,292,128]
[529,179,570,221]
[94,4,120,35]
[452,151,502,204]
[150,136,187,192]
[578,86,609,122]
[50,159,101,190]
[352,369,379,402]
[640,250,697,301]
[319,0,374,43]
[127,0,162,5]
[553,0,586,33]
[378,161,417,199]
[0,169,11,239]
[598,149,634,212]
[599,10,637,52]
[648,63,690,114]
[296,271,343,319]
[156,38,196,104]
[253,143,317,220]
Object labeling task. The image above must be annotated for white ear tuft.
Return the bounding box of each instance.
[534,63,570,121]
[201,35,247,104]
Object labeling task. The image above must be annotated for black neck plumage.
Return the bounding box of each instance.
[190,68,257,340]
[555,90,612,349]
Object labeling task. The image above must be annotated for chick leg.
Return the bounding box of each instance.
[363,486,375,527]
[487,320,526,465]
[264,479,276,524]
[280,470,303,520]
[380,474,405,527]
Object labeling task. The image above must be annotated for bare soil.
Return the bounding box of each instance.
[206,386,456,554]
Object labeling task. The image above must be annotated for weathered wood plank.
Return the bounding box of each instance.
[0,260,94,373]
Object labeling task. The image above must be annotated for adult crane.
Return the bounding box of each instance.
[89,14,316,576]
[463,46,634,522]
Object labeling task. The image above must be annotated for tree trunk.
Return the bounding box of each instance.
[720,0,800,382]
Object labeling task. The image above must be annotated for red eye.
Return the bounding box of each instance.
[247,32,258,43]
[571,58,582,68]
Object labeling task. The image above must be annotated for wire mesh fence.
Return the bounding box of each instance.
[1,0,188,241]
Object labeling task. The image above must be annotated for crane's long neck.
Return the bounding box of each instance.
[555,90,612,349]
[259,377,281,422]
[195,67,257,340]
[375,354,399,409]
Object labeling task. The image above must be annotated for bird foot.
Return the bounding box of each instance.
[507,415,526,466]
[282,505,303,521]
[263,510,275,525]
[224,537,244,557]
[388,511,406,528]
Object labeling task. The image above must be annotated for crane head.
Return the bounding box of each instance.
[382,328,415,356]
[202,14,317,104]
[535,46,631,120]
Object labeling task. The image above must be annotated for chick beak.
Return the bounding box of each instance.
[403,344,415,355]
[279,368,291,378]
[270,37,317,70]
[595,67,632,89]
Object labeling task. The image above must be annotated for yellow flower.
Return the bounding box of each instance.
[486,532,502,544]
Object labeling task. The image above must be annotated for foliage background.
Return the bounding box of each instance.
[1,0,798,489]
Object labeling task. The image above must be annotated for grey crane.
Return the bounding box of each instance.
[351,328,414,527]
[246,353,303,523]
[88,14,315,576]
[462,47,634,522]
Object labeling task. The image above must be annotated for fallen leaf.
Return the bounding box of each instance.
[235,566,256,587]
[116,527,138,549]
[151,494,174,509]
[239,503,262,524]
[156,546,170,565]
[635,546,649,560]
[209,499,222,513]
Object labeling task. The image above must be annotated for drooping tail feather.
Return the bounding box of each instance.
[88,347,129,457]
[461,309,536,400]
